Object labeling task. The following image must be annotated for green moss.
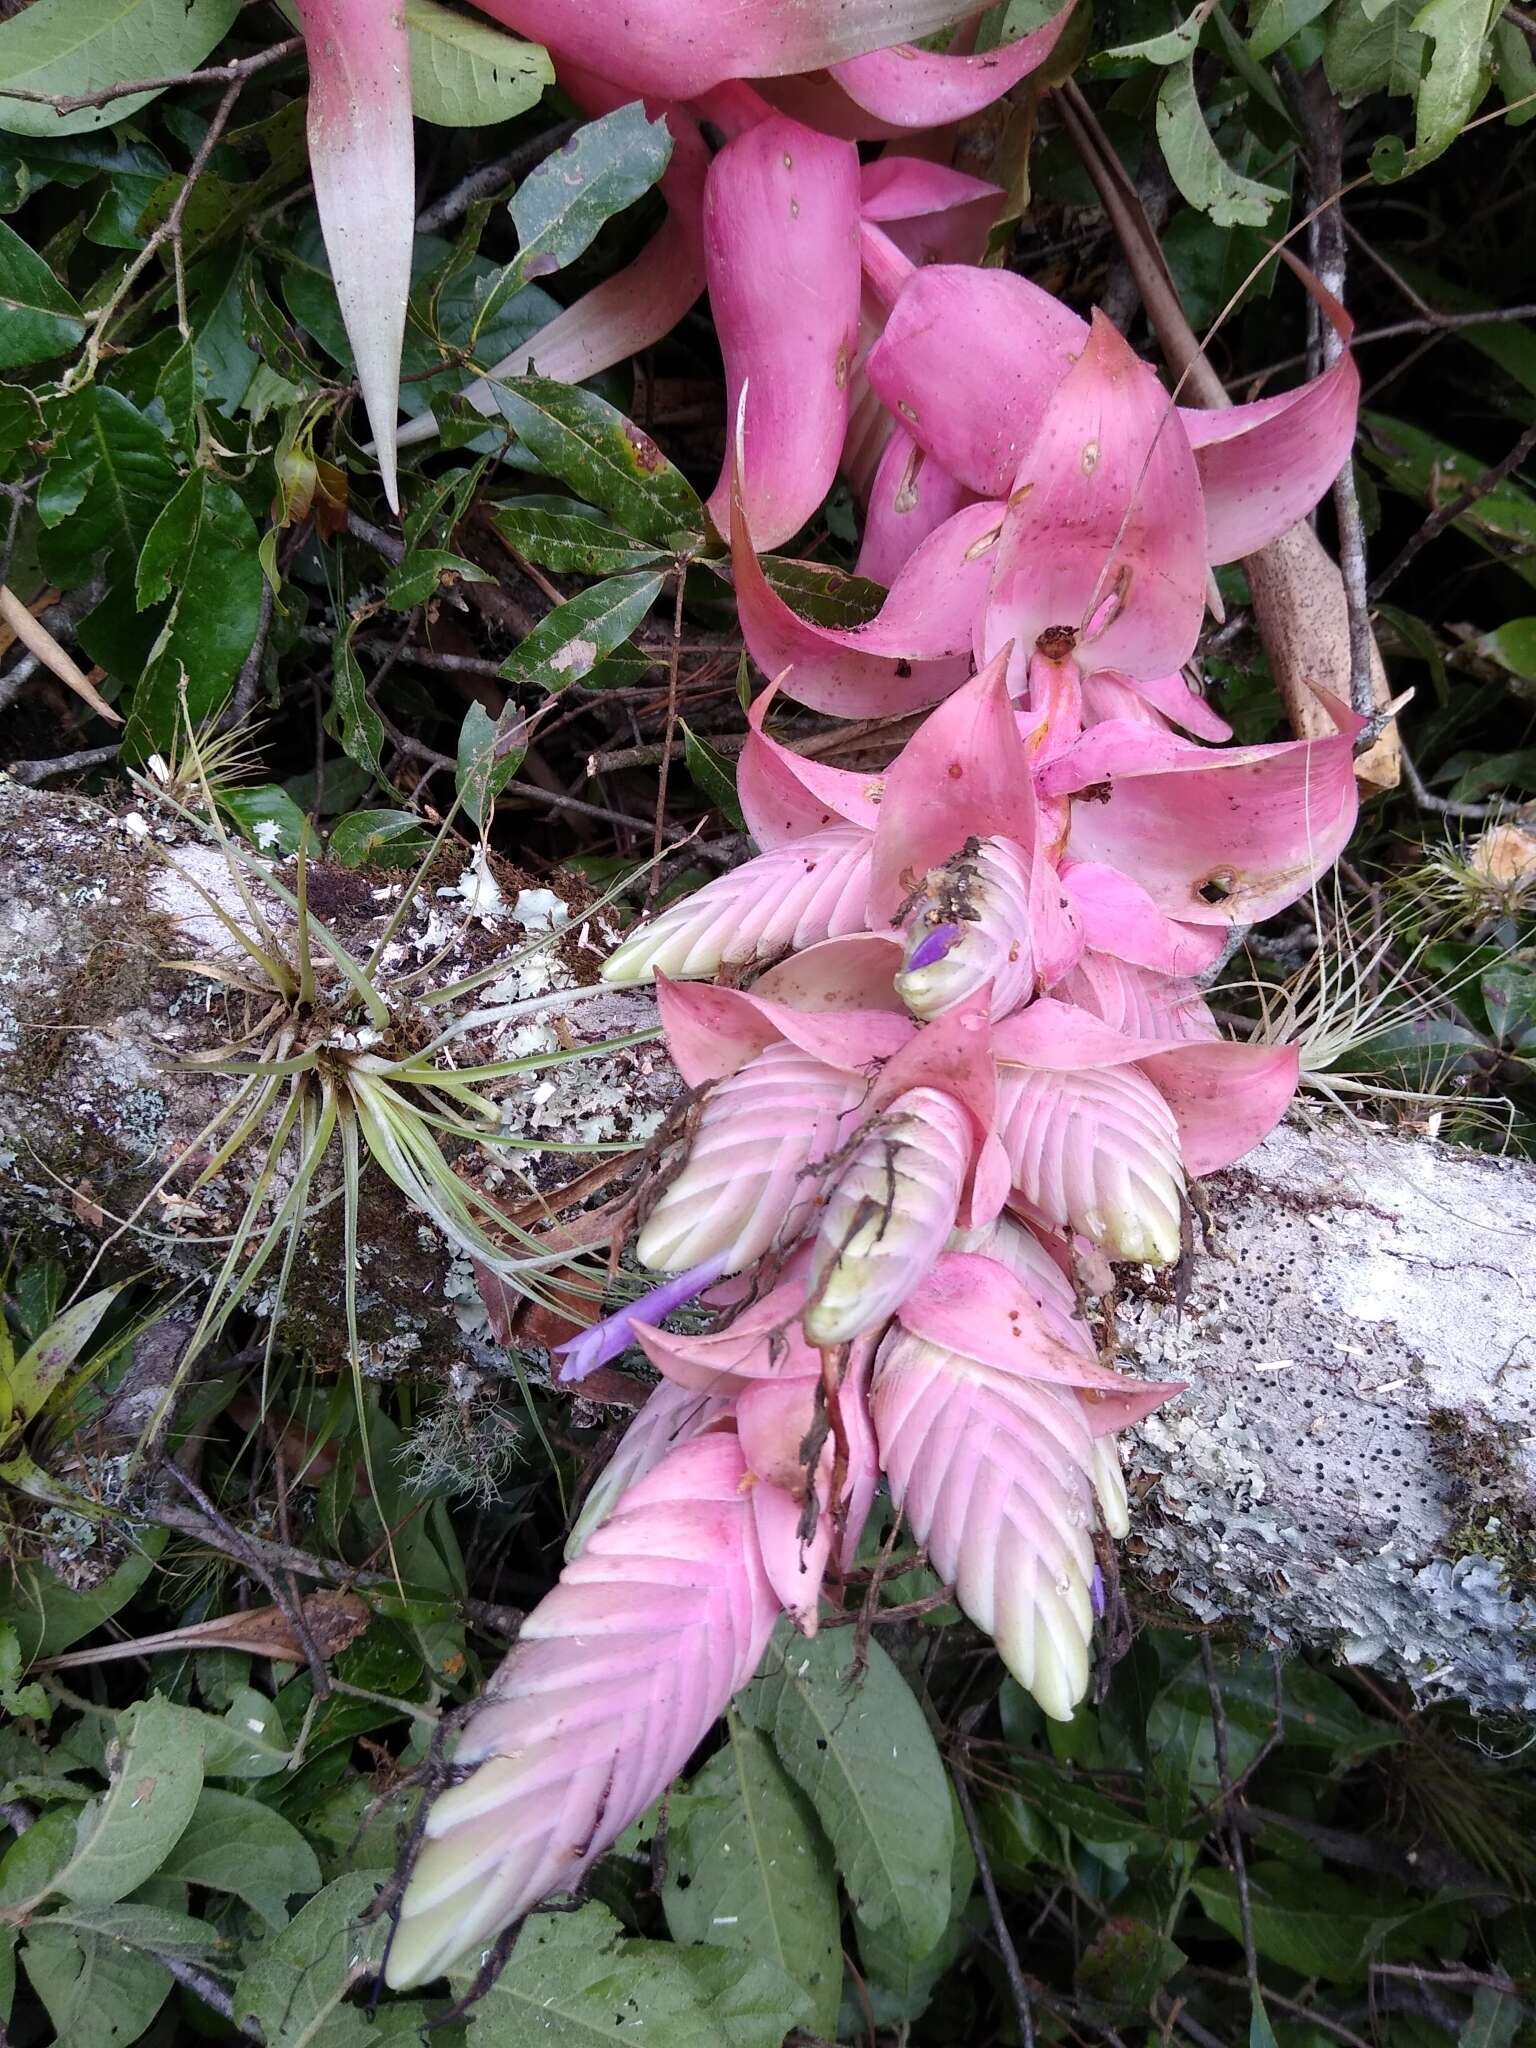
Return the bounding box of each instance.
[1428,1407,1536,1588]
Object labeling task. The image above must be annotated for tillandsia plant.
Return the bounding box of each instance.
[375,39,1371,1992]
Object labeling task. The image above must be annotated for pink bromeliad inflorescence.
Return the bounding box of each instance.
[293,0,1365,1996]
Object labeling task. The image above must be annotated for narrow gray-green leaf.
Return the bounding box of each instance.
[681,721,746,828]
[1156,59,1284,226]
[330,627,391,788]
[56,1696,205,1905]
[737,1621,955,1962]
[489,495,667,575]
[490,377,703,544]
[0,0,241,139]
[0,218,84,367]
[127,469,264,750]
[457,698,528,827]
[497,570,663,692]
[665,1715,841,2036]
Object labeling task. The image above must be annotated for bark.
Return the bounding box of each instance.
[2,779,1532,1709]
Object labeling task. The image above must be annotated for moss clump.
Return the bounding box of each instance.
[1428,1406,1536,1588]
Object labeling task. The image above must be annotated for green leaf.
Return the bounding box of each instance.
[1460,1984,1525,2048]
[671,1949,814,2048]
[737,1620,955,1962]
[160,1787,320,1928]
[36,386,181,584]
[759,557,887,628]
[1250,1988,1282,2048]
[1362,412,1536,587]
[1325,0,1430,100]
[1075,1915,1187,2018]
[0,0,241,139]
[456,699,528,828]
[0,382,41,476]
[0,217,84,367]
[1192,1863,1409,1983]
[1482,964,1536,1048]
[1494,17,1536,122]
[0,1624,49,1722]
[329,808,436,870]
[329,626,391,789]
[32,1899,224,1960]
[490,377,703,545]
[220,784,309,859]
[497,570,663,692]
[1404,0,1500,165]
[1473,617,1536,680]
[664,1714,842,2037]
[381,548,494,611]
[1249,0,1334,61]
[854,1783,975,2027]
[466,1902,732,2048]
[20,1923,170,2048]
[233,1871,391,2048]
[489,495,668,574]
[198,1687,293,1778]
[0,1531,166,1662]
[1103,9,1207,63]
[126,469,264,751]
[1156,58,1284,225]
[0,1284,120,1434]
[55,1697,205,1906]
[473,102,671,335]
[681,722,746,828]
[406,0,553,125]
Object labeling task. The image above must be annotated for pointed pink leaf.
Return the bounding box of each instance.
[736,1373,824,1496]
[871,1316,1099,1719]
[994,1058,1185,1263]
[656,973,911,1089]
[865,266,1087,496]
[296,0,413,512]
[565,1381,734,1558]
[1139,1039,1299,1175]
[980,313,1207,684]
[384,1432,779,1988]
[860,986,998,1137]
[751,931,909,1013]
[751,1476,834,1632]
[858,158,1002,269]
[950,1214,1082,1326]
[704,119,862,550]
[603,825,872,985]
[1061,861,1228,978]
[805,1085,973,1344]
[856,428,975,586]
[1088,666,1232,741]
[868,651,1041,922]
[1179,268,1359,564]
[738,682,884,849]
[755,71,915,141]
[831,4,1075,125]
[1058,951,1220,1043]
[1040,717,1361,925]
[466,0,985,98]
[636,1039,867,1274]
[632,1262,821,1394]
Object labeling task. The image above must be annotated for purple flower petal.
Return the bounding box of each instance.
[555,1256,731,1384]
[1091,1564,1106,1618]
[906,922,962,973]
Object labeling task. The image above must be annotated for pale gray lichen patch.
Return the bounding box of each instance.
[1123,1118,1536,1713]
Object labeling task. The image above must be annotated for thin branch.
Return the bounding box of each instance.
[414,121,578,235]
[6,743,122,785]
[150,1951,263,2043]
[1398,746,1502,819]
[1200,1637,1260,1996]
[222,578,276,730]
[650,566,689,897]
[0,35,302,114]
[953,1752,1036,2048]
[1368,416,1536,601]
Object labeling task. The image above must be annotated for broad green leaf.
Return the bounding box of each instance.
[1192,1863,1409,1983]
[0,382,41,475]
[0,1285,119,1435]
[330,627,391,789]
[380,547,493,611]
[0,1533,166,1662]
[329,808,436,869]
[1076,1915,1187,2019]
[198,1687,292,1778]
[737,1621,954,1962]
[32,1899,224,1960]
[490,377,703,545]
[0,1924,12,2027]
[1156,59,1283,225]
[673,1948,814,2048]
[1448,748,1536,799]
[1249,0,1334,60]
[1325,0,1429,99]
[160,1787,320,1928]
[1008,1758,1171,1871]
[466,1902,731,2048]
[1494,17,1536,121]
[0,1806,74,1906]
[471,102,671,339]
[489,495,668,575]
[407,0,552,124]
[664,1715,841,2037]
[497,570,663,692]
[1475,618,1536,680]
[681,722,746,828]
[1361,413,1536,589]
[855,1783,975,2027]
[1104,9,1207,62]
[56,1697,205,1905]
[0,1623,49,1721]
[0,0,241,139]
[36,386,181,584]
[20,1924,170,2048]
[759,557,887,628]
[1460,1984,1525,2048]
[1405,0,1501,166]
[220,784,309,858]
[233,1871,391,2048]
[1483,964,1536,1048]
[457,699,528,828]
[0,217,84,366]
[126,469,264,750]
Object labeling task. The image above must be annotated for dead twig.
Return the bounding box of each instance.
[1368,417,1536,602]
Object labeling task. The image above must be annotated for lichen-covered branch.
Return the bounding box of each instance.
[2,777,1531,1708]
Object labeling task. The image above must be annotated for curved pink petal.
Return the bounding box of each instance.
[602,824,872,985]
[856,427,976,586]
[805,1085,973,1343]
[755,71,915,142]
[1091,666,1232,742]
[395,96,709,451]
[1039,715,1362,926]
[1061,861,1228,978]
[704,119,862,550]
[752,931,909,1013]
[296,0,413,513]
[830,4,1074,126]
[738,681,883,850]
[1057,951,1220,1043]
[993,1059,1186,1264]
[385,1432,779,1988]
[871,1313,1100,1719]
[636,1038,867,1274]
[656,973,910,1089]
[1177,270,1359,564]
[865,266,1087,497]
[467,0,984,99]
[632,1261,820,1394]
[980,312,1207,685]
[565,1381,734,1558]
[751,1474,834,1632]
[859,157,1002,269]
[736,1373,827,1494]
